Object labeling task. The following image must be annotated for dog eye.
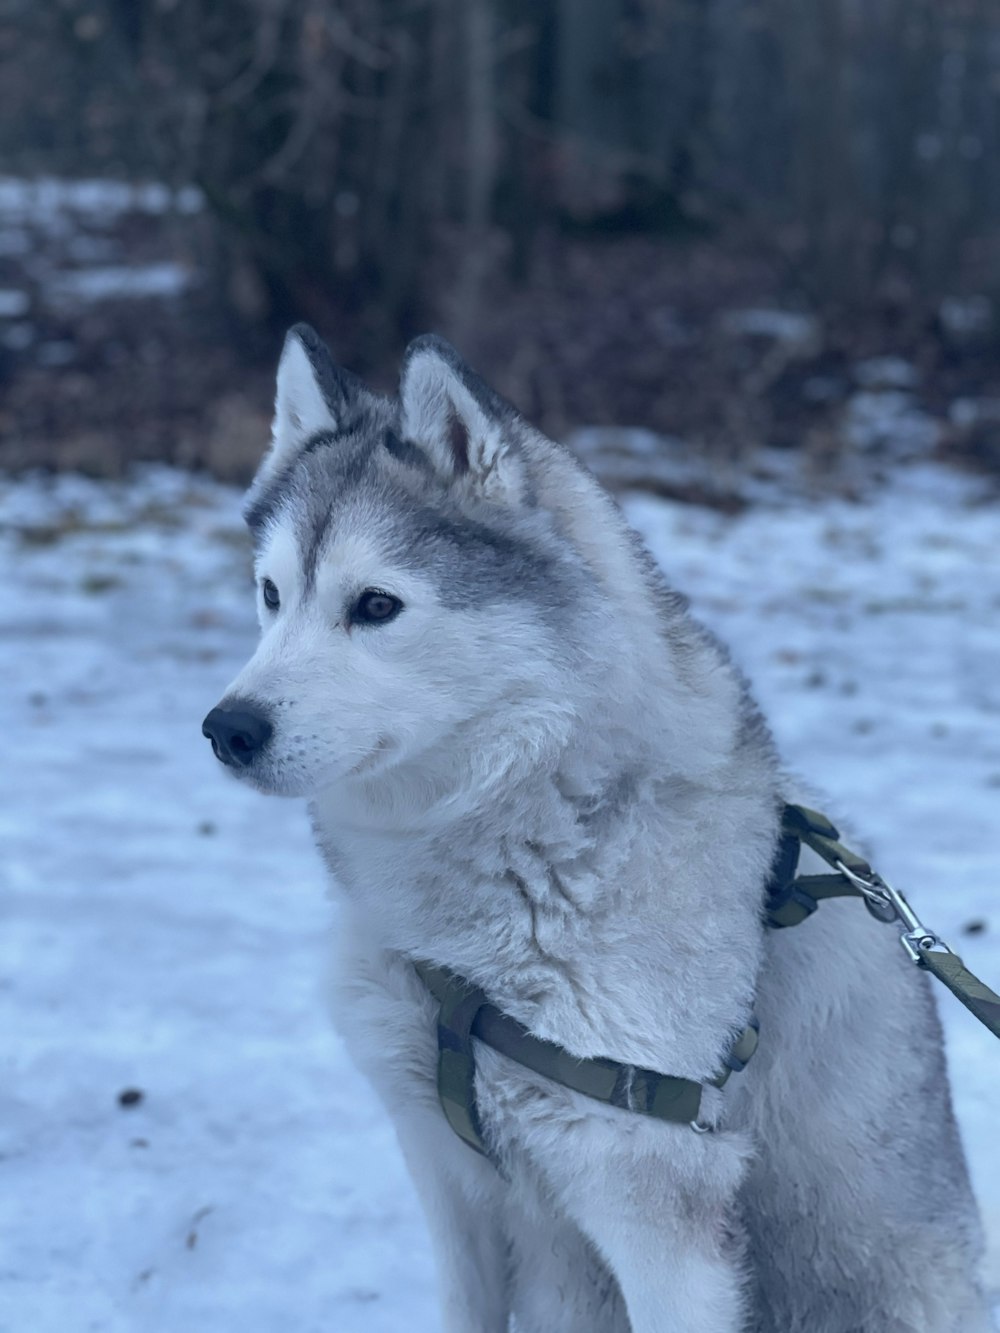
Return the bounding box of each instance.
[352,589,403,625]
[262,578,280,610]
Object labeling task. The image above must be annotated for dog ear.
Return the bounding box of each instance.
[250,324,363,497]
[399,335,526,502]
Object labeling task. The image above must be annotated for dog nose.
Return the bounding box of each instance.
[202,705,273,767]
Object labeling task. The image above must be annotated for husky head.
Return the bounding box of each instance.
[202,325,610,803]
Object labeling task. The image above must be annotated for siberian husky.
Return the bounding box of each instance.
[203,325,991,1332]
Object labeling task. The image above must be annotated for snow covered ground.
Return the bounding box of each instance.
[2,462,999,1332]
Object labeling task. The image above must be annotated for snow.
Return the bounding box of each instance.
[951,397,1000,431]
[0,177,203,224]
[571,426,736,504]
[2,463,998,1331]
[0,290,29,319]
[940,295,994,340]
[720,306,821,350]
[47,262,191,306]
[842,389,941,456]
[0,177,203,325]
[853,356,920,391]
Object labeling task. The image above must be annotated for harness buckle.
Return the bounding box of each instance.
[834,860,952,963]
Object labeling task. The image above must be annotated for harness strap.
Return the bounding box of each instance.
[766,805,875,927]
[767,804,1000,1041]
[416,960,758,1157]
[419,800,999,1159]
[431,965,490,1156]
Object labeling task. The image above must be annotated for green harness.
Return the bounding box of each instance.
[417,803,1000,1158]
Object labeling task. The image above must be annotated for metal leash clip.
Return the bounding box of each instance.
[834,861,953,964]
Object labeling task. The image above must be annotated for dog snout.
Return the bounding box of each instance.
[202,703,273,768]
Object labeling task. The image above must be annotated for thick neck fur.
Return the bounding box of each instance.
[310,455,782,1078]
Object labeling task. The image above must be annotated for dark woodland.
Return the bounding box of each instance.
[2,0,1000,484]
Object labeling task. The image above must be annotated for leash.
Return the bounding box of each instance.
[417,803,999,1159]
[767,804,1000,1040]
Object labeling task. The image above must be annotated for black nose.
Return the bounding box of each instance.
[202,705,273,768]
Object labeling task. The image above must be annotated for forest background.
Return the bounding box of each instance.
[3,0,1000,493]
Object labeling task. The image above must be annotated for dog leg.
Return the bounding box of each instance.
[507,1199,629,1333]
[393,1110,510,1333]
[570,1204,747,1333]
[531,1120,752,1333]
[329,940,510,1332]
